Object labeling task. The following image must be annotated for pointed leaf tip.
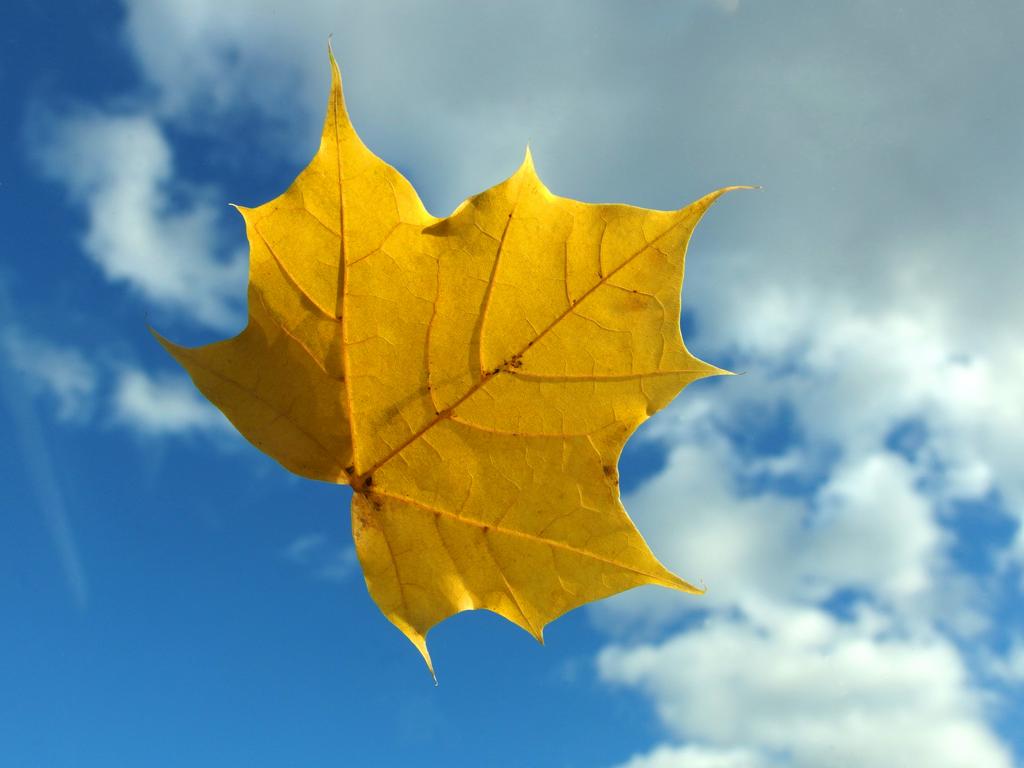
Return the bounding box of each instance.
[327,38,343,88]
[515,143,551,195]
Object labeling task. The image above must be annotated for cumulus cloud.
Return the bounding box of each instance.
[593,440,958,637]
[600,610,1012,768]
[590,290,1016,760]
[813,452,942,598]
[1,328,98,422]
[111,367,227,436]
[664,299,1023,555]
[33,110,246,330]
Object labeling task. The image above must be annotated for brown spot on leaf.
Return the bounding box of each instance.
[624,290,649,311]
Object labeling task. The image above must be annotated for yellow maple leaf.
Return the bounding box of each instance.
[158,49,745,675]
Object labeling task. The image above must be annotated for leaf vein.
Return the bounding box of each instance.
[251,224,338,320]
[374,490,691,590]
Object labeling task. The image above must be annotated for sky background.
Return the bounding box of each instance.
[3,1,1024,766]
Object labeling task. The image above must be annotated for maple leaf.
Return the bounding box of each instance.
[158,50,745,675]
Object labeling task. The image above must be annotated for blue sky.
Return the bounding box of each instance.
[3,1,1024,766]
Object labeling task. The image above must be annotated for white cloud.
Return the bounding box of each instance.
[811,452,942,600]
[34,110,246,330]
[984,637,1024,686]
[111,367,227,436]
[591,294,1016,761]
[600,610,1012,768]
[284,533,328,563]
[316,547,358,583]
[613,744,770,768]
[594,444,948,635]
[283,533,357,583]
[1,328,98,422]
[1,328,241,442]
[120,0,326,126]
[688,298,1024,559]
[709,0,740,14]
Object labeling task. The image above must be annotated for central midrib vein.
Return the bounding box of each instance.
[352,208,699,486]
[335,80,359,473]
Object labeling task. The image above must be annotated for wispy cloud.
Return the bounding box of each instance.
[1,327,234,440]
[32,110,246,331]
[111,367,228,436]
[0,291,88,610]
[1,327,98,422]
[283,533,357,584]
[284,533,328,563]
